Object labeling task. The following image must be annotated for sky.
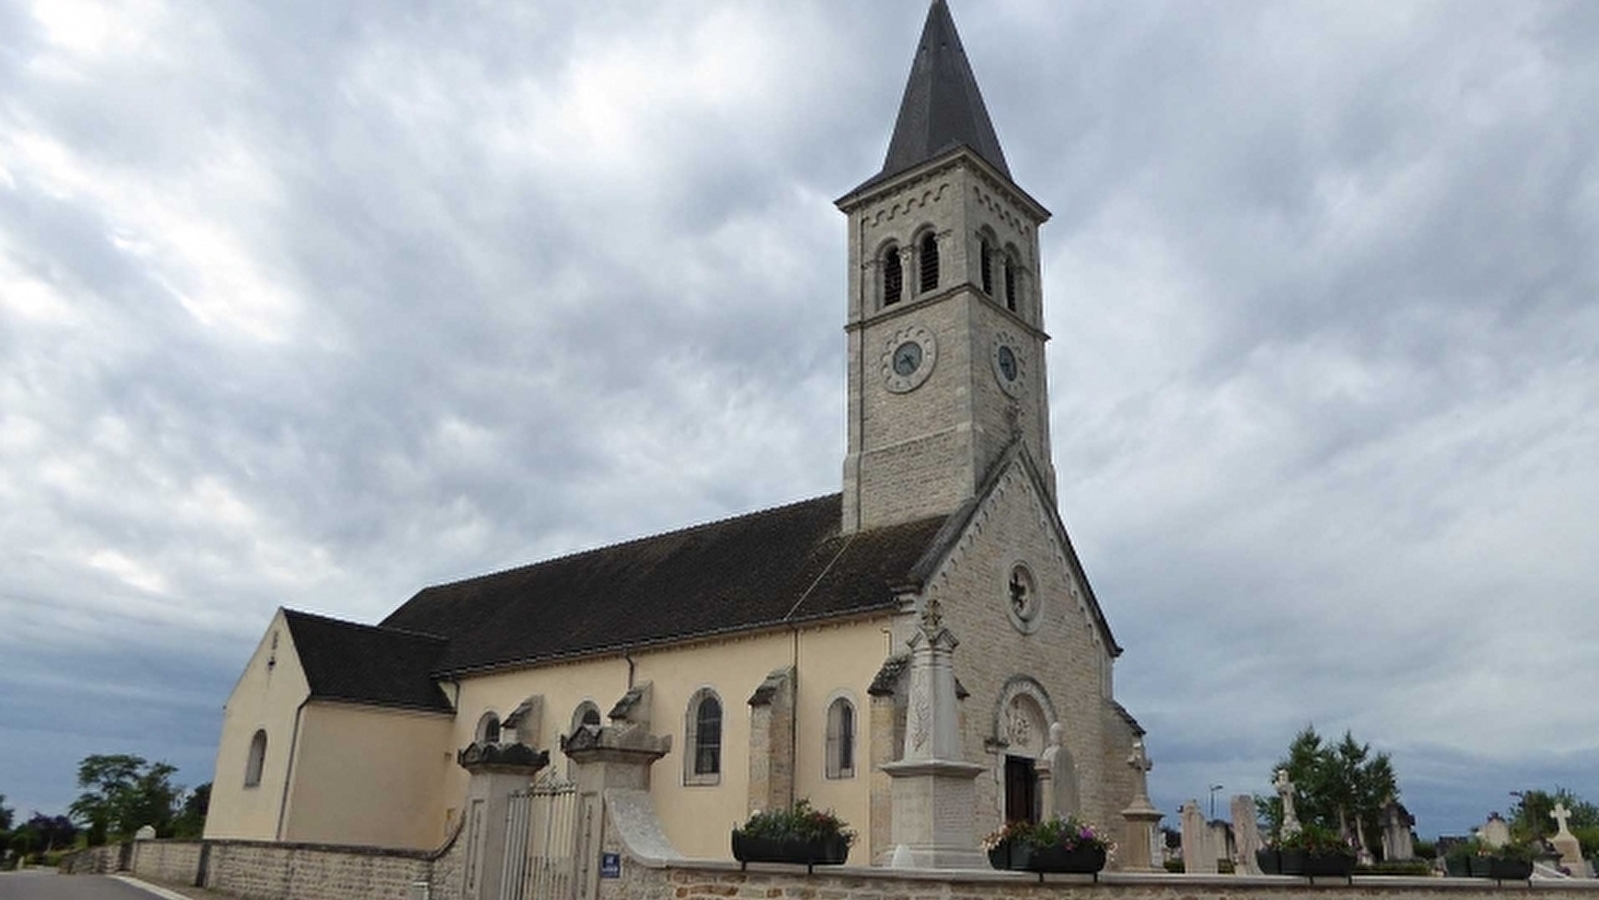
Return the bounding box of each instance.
[2,0,1596,839]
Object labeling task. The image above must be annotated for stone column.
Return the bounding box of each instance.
[879,599,986,869]
[1119,739,1163,872]
[456,742,551,900]
[562,723,672,900]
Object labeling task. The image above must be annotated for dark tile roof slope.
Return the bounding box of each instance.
[283,609,453,712]
[380,494,947,677]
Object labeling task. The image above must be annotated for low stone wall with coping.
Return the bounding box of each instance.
[604,861,1599,900]
[59,827,464,900]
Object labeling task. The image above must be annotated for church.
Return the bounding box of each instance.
[204,1,1148,867]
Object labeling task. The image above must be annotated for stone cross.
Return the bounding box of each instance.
[1127,739,1153,804]
[1552,802,1575,836]
[1274,769,1301,836]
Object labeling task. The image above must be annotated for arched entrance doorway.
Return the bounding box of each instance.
[992,677,1056,823]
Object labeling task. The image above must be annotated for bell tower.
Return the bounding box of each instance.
[839,0,1055,533]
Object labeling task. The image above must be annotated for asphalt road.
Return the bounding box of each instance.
[0,871,180,900]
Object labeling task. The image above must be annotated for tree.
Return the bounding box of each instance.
[0,792,13,832]
[69,754,184,841]
[1259,725,1400,857]
[22,813,76,852]
[172,782,211,839]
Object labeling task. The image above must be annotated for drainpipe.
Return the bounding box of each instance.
[789,626,800,810]
[275,696,310,841]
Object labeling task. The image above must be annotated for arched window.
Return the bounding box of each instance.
[825,697,855,779]
[475,711,502,744]
[979,237,994,295]
[244,729,267,787]
[684,688,722,785]
[1004,256,1019,312]
[883,247,903,306]
[919,233,939,293]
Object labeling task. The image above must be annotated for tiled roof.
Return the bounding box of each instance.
[380,494,948,677]
[282,610,453,712]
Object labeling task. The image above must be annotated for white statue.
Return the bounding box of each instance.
[1039,722,1080,818]
[1274,769,1301,836]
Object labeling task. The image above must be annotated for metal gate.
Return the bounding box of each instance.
[500,771,578,900]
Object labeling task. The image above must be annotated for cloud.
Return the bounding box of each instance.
[1,1,1596,837]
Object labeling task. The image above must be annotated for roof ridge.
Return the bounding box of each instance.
[284,607,448,642]
[414,492,843,594]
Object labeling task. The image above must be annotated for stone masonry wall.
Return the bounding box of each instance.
[62,828,467,900]
[131,839,204,885]
[601,861,1599,900]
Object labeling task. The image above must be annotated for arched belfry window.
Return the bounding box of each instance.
[919,232,939,293]
[684,688,722,785]
[979,237,994,295]
[883,247,903,307]
[1004,256,1019,313]
[244,729,267,787]
[825,697,856,779]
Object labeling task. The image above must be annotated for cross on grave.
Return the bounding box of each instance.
[1552,802,1574,835]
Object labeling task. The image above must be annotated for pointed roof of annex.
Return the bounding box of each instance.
[875,0,1010,185]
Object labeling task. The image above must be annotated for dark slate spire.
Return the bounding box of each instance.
[878,0,1010,183]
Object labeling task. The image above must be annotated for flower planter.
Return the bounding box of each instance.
[1302,853,1356,879]
[1256,849,1281,874]
[731,832,850,870]
[1444,857,1470,877]
[987,839,1032,871]
[1278,849,1307,876]
[1027,844,1107,876]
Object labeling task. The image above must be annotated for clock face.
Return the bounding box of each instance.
[991,331,1025,397]
[997,345,1017,381]
[883,325,937,393]
[893,341,923,376]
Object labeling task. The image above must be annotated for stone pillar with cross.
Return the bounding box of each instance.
[878,598,986,868]
[1119,739,1164,872]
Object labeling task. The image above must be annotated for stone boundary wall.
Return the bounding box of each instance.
[132,840,205,884]
[599,862,1599,900]
[60,827,465,900]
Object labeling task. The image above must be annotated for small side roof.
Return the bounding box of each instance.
[282,610,453,713]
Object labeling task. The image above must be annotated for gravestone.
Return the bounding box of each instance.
[1479,812,1511,849]
[134,825,156,841]
[1550,802,1591,877]
[1181,799,1216,874]
[1380,801,1415,861]
[1274,769,1301,836]
[1232,794,1264,874]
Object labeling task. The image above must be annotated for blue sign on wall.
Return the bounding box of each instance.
[600,852,621,879]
